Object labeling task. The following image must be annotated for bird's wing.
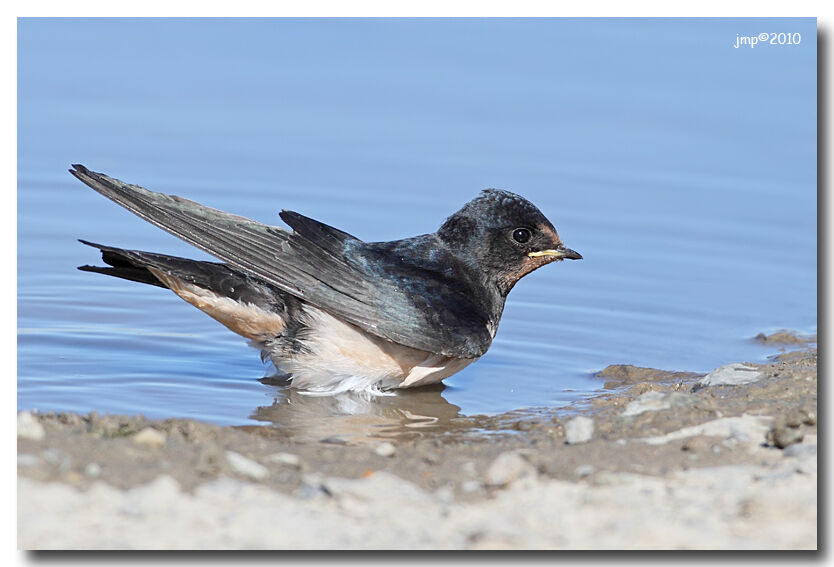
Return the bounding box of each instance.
[71,165,493,357]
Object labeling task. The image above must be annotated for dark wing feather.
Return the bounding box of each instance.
[71,165,493,357]
[279,210,359,248]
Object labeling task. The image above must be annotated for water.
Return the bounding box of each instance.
[18,18,817,427]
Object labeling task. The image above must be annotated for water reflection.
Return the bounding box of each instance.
[250,379,474,443]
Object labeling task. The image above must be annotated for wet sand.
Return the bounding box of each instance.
[18,332,817,549]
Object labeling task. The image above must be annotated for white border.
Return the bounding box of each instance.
[6,4,829,564]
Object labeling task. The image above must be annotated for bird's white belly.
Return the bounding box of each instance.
[268,306,475,394]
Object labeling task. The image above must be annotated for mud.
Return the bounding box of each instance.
[18,335,817,549]
[754,330,817,344]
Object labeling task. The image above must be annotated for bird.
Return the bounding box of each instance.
[71,164,581,394]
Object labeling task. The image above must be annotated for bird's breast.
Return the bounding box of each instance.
[268,305,475,393]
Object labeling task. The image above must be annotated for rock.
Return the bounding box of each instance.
[461,480,483,493]
[225,451,269,481]
[693,363,762,390]
[374,442,396,458]
[754,331,816,344]
[513,419,541,431]
[622,392,669,416]
[85,412,141,438]
[784,407,816,427]
[56,413,84,427]
[596,364,699,387]
[484,451,534,487]
[768,425,804,449]
[132,427,166,448]
[575,464,595,478]
[84,463,101,477]
[265,452,302,469]
[622,391,693,417]
[18,411,45,441]
[564,416,594,444]
[641,415,772,446]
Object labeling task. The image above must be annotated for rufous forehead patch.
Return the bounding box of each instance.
[538,224,562,246]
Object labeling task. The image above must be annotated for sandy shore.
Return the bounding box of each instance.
[17,332,817,549]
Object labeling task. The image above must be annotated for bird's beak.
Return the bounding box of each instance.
[528,246,583,260]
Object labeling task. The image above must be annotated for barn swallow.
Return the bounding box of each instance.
[72,164,581,393]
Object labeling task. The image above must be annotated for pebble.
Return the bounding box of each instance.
[461,480,483,494]
[374,442,396,458]
[755,331,815,344]
[768,425,804,449]
[564,416,594,444]
[694,363,762,390]
[85,462,102,477]
[225,451,269,481]
[621,392,691,417]
[622,392,667,416]
[575,464,595,478]
[642,415,771,446]
[18,411,45,441]
[132,427,167,448]
[484,451,534,487]
[265,452,302,469]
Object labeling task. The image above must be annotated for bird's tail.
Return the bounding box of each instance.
[78,240,171,288]
[78,240,299,341]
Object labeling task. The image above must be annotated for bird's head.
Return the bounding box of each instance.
[437,189,581,295]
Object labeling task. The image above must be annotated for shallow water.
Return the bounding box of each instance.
[18,18,817,427]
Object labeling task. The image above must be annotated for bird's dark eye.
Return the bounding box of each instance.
[512,228,532,243]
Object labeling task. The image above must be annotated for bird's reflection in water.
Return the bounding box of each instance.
[251,377,473,444]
